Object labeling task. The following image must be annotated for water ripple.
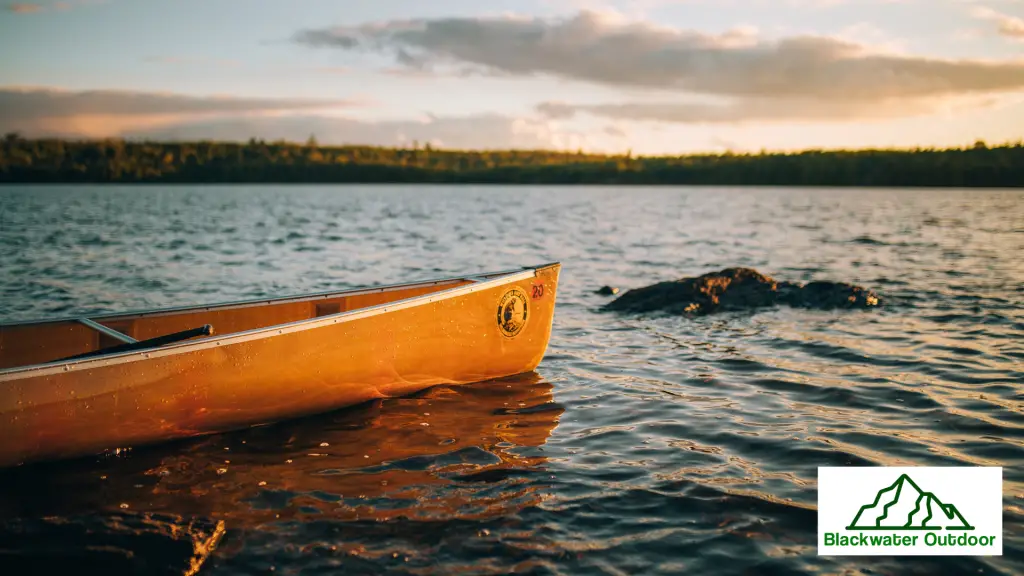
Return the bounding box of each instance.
[0,185,1021,575]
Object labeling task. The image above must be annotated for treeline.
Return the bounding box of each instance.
[1,134,1022,187]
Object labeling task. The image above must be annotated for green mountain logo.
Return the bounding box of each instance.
[846,474,975,531]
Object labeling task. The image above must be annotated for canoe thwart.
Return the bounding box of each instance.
[57,324,215,363]
[77,318,137,344]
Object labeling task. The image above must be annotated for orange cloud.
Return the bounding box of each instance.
[297,10,1024,101]
[5,0,107,14]
[972,6,1024,42]
[6,3,43,13]
[0,87,366,137]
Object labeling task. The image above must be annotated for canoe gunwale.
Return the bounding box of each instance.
[0,263,557,327]
[0,263,559,381]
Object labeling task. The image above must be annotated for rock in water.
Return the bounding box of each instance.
[603,268,880,315]
[595,286,619,296]
[791,280,880,309]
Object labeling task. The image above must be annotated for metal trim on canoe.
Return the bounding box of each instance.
[0,263,558,381]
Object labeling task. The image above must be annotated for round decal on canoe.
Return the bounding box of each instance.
[497,287,529,338]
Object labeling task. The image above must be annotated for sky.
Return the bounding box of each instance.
[1,0,1023,154]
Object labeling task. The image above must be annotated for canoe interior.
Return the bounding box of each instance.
[0,278,478,371]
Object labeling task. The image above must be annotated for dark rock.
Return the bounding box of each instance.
[603,268,881,315]
[789,280,880,309]
[595,286,619,296]
[0,512,224,576]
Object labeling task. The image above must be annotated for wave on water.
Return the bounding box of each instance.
[0,185,1021,575]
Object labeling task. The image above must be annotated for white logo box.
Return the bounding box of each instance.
[818,466,1003,556]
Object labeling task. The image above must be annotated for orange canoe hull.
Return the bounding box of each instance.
[0,263,561,467]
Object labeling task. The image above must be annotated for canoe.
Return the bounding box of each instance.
[0,262,561,468]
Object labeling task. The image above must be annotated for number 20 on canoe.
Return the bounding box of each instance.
[0,263,562,467]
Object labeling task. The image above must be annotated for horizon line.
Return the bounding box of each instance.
[4,133,1022,158]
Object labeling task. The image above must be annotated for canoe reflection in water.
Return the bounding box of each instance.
[0,373,564,573]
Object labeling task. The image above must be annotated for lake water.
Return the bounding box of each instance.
[0,185,1021,575]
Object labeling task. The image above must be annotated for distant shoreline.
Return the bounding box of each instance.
[2,136,1022,187]
[5,182,1023,191]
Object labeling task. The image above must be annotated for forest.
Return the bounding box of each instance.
[1,134,1022,187]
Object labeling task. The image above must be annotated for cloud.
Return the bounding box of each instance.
[542,0,890,17]
[536,96,952,124]
[972,6,1024,40]
[0,87,353,117]
[709,135,740,152]
[5,0,103,13]
[294,10,1024,101]
[0,87,588,150]
[121,114,589,151]
[0,87,363,138]
[604,124,628,138]
[6,2,42,13]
